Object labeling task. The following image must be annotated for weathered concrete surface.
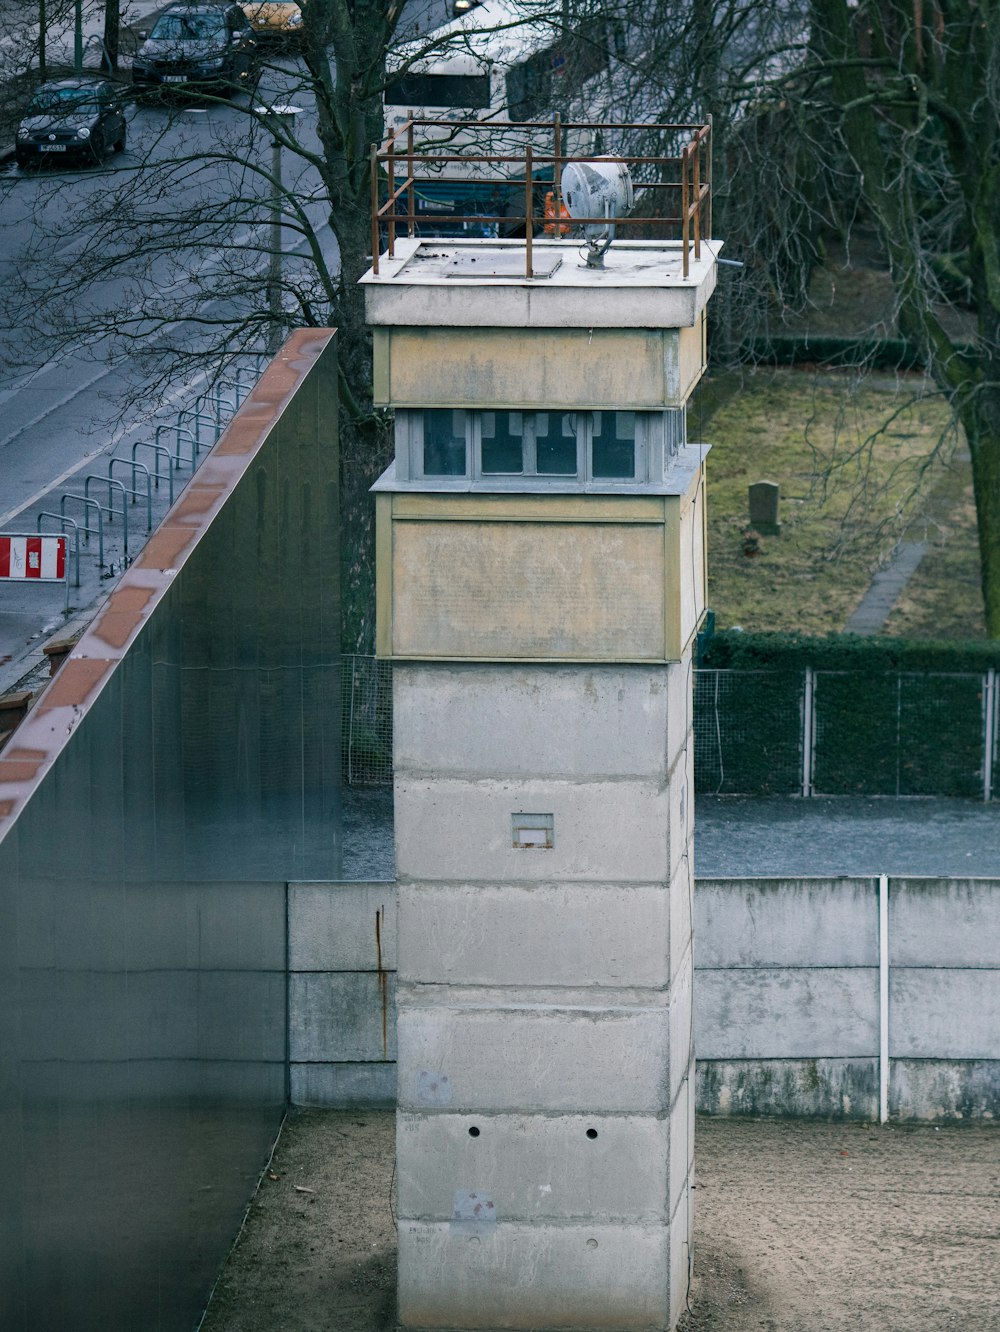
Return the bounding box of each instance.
[890,1059,1000,1120]
[393,651,694,1330]
[695,968,879,1059]
[289,883,396,972]
[289,1062,397,1108]
[289,973,397,1063]
[889,877,1000,964]
[396,1113,671,1221]
[288,882,396,1106]
[397,882,673,988]
[696,1058,880,1120]
[393,665,685,778]
[696,877,879,967]
[287,873,1000,1119]
[396,1221,674,1332]
[396,1004,671,1114]
[890,969,1000,1058]
[394,777,673,884]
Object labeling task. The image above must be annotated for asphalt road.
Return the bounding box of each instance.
[0,52,334,680]
[0,1,453,684]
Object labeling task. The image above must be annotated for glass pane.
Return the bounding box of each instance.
[423,409,467,476]
[592,411,636,478]
[535,412,577,475]
[482,411,524,474]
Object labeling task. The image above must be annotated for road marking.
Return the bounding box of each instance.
[0,369,210,528]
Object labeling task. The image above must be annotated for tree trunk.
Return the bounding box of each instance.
[103,0,120,72]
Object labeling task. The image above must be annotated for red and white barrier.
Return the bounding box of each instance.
[0,535,67,582]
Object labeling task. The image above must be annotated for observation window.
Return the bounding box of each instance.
[423,408,468,476]
[592,411,636,479]
[396,408,687,484]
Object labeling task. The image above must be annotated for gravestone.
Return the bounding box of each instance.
[748,480,781,534]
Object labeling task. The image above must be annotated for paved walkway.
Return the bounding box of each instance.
[695,794,1000,877]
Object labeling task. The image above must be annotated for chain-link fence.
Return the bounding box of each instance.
[693,669,805,795]
[340,657,999,799]
[695,667,998,799]
[341,654,393,786]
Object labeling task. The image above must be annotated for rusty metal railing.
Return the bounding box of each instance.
[370,117,712,279]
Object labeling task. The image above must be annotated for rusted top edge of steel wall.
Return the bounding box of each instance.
[0,328,336,842]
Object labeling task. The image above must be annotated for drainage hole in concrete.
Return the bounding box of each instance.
[468,1126,481,1137]
[586,1128,598,1139]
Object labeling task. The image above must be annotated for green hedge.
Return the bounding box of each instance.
[700,630,1000,674]
[740,333,977,373]
[695,632,997,798]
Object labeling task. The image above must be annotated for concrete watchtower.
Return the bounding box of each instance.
[362,127,718,1332]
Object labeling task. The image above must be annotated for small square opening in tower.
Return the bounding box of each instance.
[512,813,554,849]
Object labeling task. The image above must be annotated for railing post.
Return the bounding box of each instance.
[705,115,713,239]
[387,132,397,258]
[370,144,380,274]
[525,144,534,279]
[681,143,690,278]
[553,113,562,232]
[407,120,416,237]
[692,134,701,260]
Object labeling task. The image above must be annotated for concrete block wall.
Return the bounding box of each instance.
[695,877,881,1119]
[393,662,695,1332]
[889,878,1000,1119]
[288,875,1000,1123]
[288,883,397,1107]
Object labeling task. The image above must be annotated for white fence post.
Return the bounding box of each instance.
[801,667,816,798]
[985,668,996,803]
[879,873,890,1124]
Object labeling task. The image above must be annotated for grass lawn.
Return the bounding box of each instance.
[694,367,986,638]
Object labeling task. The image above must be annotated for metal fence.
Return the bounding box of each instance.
[340,657,999,800]
[695,667,998,800]
[341,654,393,786]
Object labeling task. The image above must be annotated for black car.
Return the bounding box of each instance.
[15,78,127,169]
[132,2,257,94]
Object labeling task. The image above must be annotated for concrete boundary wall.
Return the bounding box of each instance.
[289,877,1000,1121]
[288,883,398,1107]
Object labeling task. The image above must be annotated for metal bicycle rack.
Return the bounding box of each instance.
[59,494,105,569]
[27,359,267,597]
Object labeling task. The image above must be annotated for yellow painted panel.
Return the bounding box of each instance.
[373,328,390,406]
[391,493,665,524]
[391,520,666,660]
[375,493,393,658]
[383,327,670,409]
[677,315,706,404]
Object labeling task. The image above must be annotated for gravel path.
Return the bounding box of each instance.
[342,788,1000,881]
[201,1111,1000,1332]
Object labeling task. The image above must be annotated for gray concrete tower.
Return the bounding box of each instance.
[363,217,718,1331]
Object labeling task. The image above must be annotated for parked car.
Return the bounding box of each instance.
[132,2,257,93]
[240,1,304,44]
[15,78,127,169]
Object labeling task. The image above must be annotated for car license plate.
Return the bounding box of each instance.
[164,74,186,82]
[39,144,67,152]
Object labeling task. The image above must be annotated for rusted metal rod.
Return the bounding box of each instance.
[370,144,379,274]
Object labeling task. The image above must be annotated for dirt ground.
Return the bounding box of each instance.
[200,1110,1000,1332]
